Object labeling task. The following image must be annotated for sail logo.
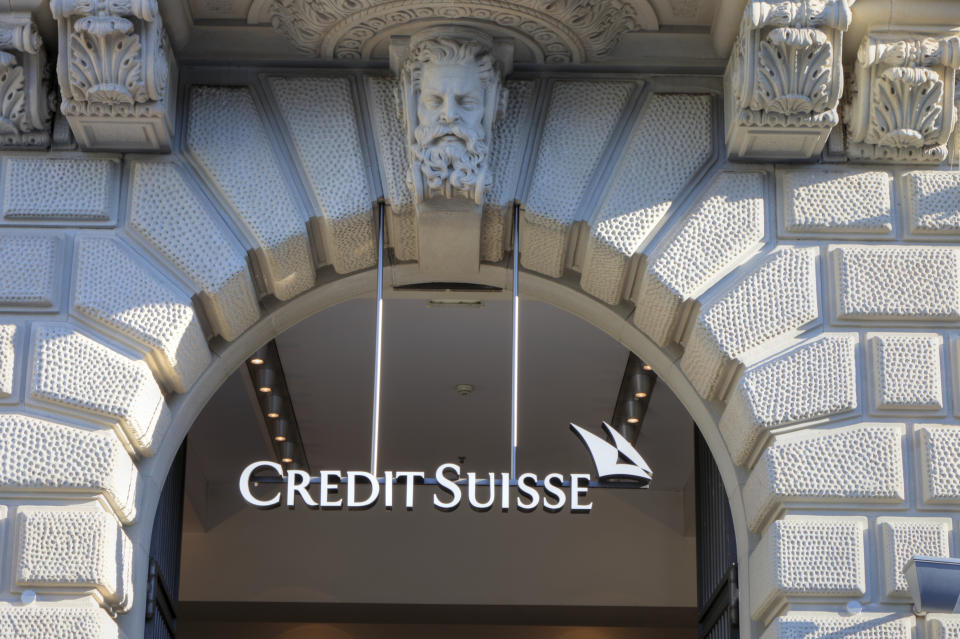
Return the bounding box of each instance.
[239,423,651,512]
[569,422,653,485]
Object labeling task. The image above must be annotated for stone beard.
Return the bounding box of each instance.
[404,36,504,202]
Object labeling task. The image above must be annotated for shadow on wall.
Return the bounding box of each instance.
[178,622,697,639]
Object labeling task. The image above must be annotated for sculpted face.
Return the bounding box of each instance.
[412,59,490,197]
[417,61,485,136]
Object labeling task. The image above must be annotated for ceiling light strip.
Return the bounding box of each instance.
[246,343,309,470]
[511,202,520,481]
[370,201,385,476]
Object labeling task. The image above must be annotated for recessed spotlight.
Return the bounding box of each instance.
[257,368,274,393]
[273,419,288,443]
[280,441,294,464]
[265,395,283,419]
[250,357,264,365]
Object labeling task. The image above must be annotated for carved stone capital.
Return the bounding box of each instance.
[392,25,509,276]
[846,28,960,164]
[0,13,53,149]
[51,0,176,151]
[725,0,852,161]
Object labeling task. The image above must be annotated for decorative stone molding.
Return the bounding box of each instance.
[846,29,960,164]
[725,0,852,161]
[394,26,508,275]
[0,13,52,149]
[267,0,653,63]
[50,0,176,152]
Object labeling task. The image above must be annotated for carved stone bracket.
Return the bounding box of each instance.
[0,13,53,149]
[725,0,852,161]
[392,25,509,276]
[846,28,960,164]
[50,0,176,152]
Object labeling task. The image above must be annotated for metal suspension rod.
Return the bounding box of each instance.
[370,201,385,476]
[510,202,520,481]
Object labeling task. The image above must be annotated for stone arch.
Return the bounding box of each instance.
[0,67,957,639]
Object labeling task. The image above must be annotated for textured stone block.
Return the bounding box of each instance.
[833,246,960,322]
[878,517,952,599]
[902,171,960,235]
[780,168,893,234]
[16,507,132,612]
[1,157,119,226]
[483,80,537,263]
[744,424,904,531]
[870,333,943,411]
[0,603,119,639]
[582,93,713,304]
[928,614,960,639]
[74,237,210,393]
[750,517,867,622]
[30,324,167,455]
[268,76,376,274]
[187,86,314,301]
[720,335,858,465]
[760,612,913,639]
[365,76,416,261]
[680,247,819,401]
[0,323,16,398]
[0,234,60,309]
[522,80,636,278]
[916,425,960,504]
[632,171,765,345]
[0,414,137,523]
[128,161,260,341]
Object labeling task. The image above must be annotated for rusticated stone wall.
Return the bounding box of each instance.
[0,69,958,639]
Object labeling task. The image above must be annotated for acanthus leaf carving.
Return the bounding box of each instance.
[846,29,960,164]
[0,13,53,149]
[725,0,851,161]
[51,0,175,151]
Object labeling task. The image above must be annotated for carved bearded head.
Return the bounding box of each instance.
[402,28,505,203]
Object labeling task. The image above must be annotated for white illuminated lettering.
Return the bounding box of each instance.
[319,470,342,508]
[347,471,380,509]
[286,469,318,508]
[500,472,510,511]
[543,473,566,512]
[395,471,424,509]
[516,472,539,511]
[569,473,593,512]
[239,461,282,508]
[433,463,461,510]
[384,470,394,509]
[467,472,496,510]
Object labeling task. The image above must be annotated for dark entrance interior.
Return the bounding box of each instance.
[143,299,738,638]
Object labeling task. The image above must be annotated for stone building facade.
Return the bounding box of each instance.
[0,0,959,637]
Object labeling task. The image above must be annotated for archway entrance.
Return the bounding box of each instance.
[143,291,738,639]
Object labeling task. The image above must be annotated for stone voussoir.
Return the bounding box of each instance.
[632,170,766,346]
[126,160,260,342]
[29,323,169,456]
[744,423,904,532]
[720,334,859,466]
[680,247,820,402]
[0,413,138,523]
[73,236,211,394]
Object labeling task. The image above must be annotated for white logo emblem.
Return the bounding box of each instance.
[570,422,653,486]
